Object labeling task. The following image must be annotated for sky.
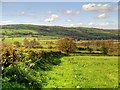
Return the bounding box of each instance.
[1,2,119,29]
[1,0,120,2]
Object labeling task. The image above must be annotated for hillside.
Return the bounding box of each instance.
[1,24,119,40]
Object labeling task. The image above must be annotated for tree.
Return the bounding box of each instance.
[87,46,93,54]
[23,38,40,48]
[101,46,109,55]
[57,37,76,55]
[100,40,115,55]
[29,39,39,48]
[14,41,21,47]
[23,38,30,48]
[2,36,5,42]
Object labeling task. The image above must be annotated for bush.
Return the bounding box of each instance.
[57,37,76,55]
[27,50,64,70]
[2,43,19,68]
[86,46,93,54]
[23,38,30,48]
[48,46,53,49]
[23,38,40,48]
[77,47,86,50]
[52,58,61,65]
[14,41,21,47]
[101,46,109,55]
[2,78,27,89]
[3,62,46,89]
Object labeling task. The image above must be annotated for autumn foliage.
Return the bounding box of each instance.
[23,38,40,48]
[57,37,76,55]
[2,43,18,68]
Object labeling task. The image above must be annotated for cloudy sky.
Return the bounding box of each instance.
[1,2,119,29]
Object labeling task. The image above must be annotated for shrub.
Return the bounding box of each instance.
[48,46,53,49]
[29,39,40,48]
[86,46,93,54]
[27,50,64,70]
[14,41,21,47]
[77,46,86,50]
[3,62,46,89]
[1,37,5,41]
[23,38,30,48]
[2,43,19,68]
[57,37,76,55]
[23,38,40,48]
[2,78,27,89]
[101,46,109,55]
[52,58,61,65]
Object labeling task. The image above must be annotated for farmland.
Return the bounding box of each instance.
[1,24,119,40]
[1,24,119,89]
[44,56,118,88]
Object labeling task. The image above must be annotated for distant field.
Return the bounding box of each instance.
[1,36,58,43]
[44,56,118,88]
[1,24,119,40]
[1,29,39,35]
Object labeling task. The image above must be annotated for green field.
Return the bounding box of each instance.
[1,36,57,43]
[1,24,118,40]
[1,29,39,35]
[1,24,119,89]
[44,56,118,88]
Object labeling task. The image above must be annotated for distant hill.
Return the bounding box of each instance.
[1,24,119,40]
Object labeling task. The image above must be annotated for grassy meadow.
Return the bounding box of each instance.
[1,25,119,89]
[44,56,118,88]
[1,36,57,43]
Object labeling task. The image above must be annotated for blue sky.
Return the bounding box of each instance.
[1,0,119,2]
[1,2,118,29]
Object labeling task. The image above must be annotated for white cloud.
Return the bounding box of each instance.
[62,22,117,29]
[64,23,83,27]
[47,11,52,14]
[88,22,94,26]
[63,10,80,15]
[12,11,35,18]
[21,11,25,15]
[44,18,54,22]
[50,14,59,19]
[67,24,75,27]
[18,11,31,17]
[82,3,114,12]
[0,20,15,25]
[67,19,72,22]
[87,22,117,29]
[44,14,59,22]
[96,13,109,19]
[78,23,83,26]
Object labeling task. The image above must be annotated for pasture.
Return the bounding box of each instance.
[1,36,58,43]
[1,36,119,88]
[44,56,118,88]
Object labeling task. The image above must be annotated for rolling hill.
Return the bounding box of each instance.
[1,24,119,40]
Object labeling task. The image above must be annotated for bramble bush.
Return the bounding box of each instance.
[86,46,93,54]
[2,62,46,89]
[14,41,21,47]
[27,50,65,70]
[23,38,41,48]
[100,40,118,56]
[57,37,76,55]
[2,43,65,89]
[2,43,19,68]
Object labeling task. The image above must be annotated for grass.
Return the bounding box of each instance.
[43,56,118,88]
[1,29,39,35]
[1,37,57,43]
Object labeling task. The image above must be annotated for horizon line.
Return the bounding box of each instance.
[1,23,118,30]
